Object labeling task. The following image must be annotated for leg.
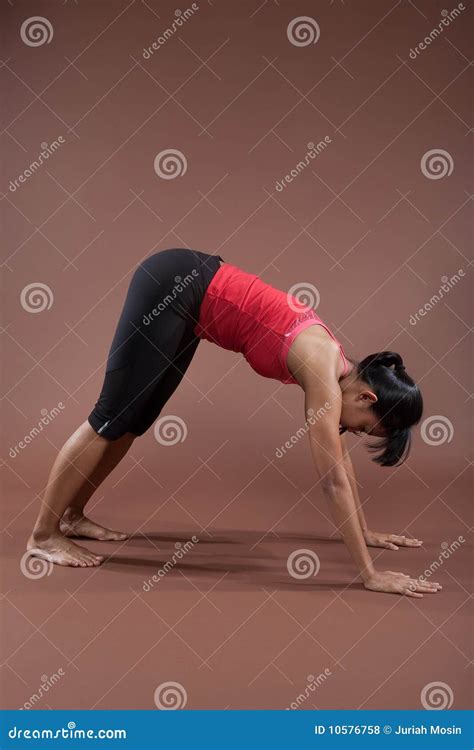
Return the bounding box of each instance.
[60,427,135,541]
[28,250,217,567]
[28,421,135,567]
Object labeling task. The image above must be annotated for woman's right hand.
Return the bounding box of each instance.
[363,570,442,597]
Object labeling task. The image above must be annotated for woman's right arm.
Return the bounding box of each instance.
[303,379,377,583]
[300,362,441,597]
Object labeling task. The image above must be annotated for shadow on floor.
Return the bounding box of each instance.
[126,529,340,547]
[100,528,356,591]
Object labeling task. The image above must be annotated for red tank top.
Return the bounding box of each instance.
[194,263,348,384]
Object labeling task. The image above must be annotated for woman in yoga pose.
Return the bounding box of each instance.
[27,248,441,597]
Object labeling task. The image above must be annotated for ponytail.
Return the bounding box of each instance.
[357,351,423,467]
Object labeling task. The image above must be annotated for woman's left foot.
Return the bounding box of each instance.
[60,510,129,541]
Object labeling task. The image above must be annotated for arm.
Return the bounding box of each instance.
[340,434,367,533]
[303,382,375,582]
[341,435,423,550]
[299,355,441,597]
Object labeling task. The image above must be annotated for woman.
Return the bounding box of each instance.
[27,249,441,598]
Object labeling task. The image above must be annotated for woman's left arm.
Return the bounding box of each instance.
[341,434,422,550]
[340,434,368,534]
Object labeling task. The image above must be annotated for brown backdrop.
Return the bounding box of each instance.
[1,0,472,711]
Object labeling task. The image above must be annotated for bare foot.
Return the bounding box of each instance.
[60,509,129,542]
[27,533,104,568]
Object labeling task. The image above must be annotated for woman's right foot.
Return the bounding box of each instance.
[26,533,104,568]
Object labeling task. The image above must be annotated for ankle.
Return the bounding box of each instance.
[30,525,58,543]
[61,507,84,524]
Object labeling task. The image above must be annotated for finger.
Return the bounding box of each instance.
[412,578,441,588]
[385,543,399,550]
[390,535,419,546]
[408,579,441,592]
[404,589,423,598]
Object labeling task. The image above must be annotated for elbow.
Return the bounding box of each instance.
[321,467,349,497]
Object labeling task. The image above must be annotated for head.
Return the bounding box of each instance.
[339,351,423,467]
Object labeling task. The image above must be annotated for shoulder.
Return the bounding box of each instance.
[287,326,342,386]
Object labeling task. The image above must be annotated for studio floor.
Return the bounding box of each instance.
[1,462,471,711]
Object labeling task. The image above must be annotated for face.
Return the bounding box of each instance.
[340,385,386,438]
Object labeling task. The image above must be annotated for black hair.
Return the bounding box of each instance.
[355,351,423,467]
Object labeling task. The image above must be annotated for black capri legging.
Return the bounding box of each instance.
[88,248,223,440]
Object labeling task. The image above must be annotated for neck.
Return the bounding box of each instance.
[339,365,359,392]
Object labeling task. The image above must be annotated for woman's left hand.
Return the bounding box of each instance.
[363,530,422,550]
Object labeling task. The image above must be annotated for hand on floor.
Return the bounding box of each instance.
[363,530,422,550]
[363,570,441,598]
